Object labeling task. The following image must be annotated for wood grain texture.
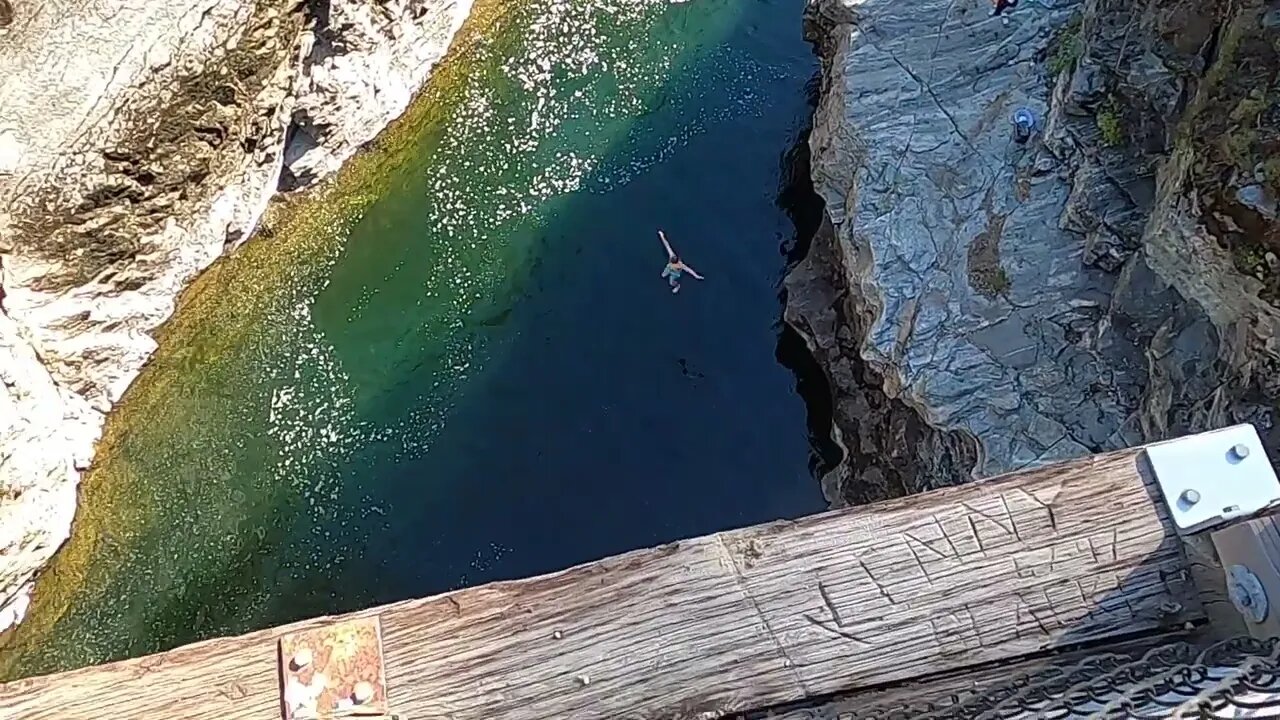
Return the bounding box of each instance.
[1134,455,1245,640]
[0,449,1202,720]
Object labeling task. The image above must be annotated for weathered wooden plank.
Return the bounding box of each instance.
[721,449,1200,694]
[1134,454,1246,640]
[0,448,1201,720]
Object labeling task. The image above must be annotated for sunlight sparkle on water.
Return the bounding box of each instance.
[251,0,702,571]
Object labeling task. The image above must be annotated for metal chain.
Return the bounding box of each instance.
[824,636,1280,719]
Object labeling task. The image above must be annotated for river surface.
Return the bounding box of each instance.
[1,0,824,678]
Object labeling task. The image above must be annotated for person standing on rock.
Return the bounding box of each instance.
[658,229,704,294]
[991,0,1017,16]
[1012,107,1037,145]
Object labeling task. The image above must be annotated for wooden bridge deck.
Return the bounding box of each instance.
[0,448,1212,719]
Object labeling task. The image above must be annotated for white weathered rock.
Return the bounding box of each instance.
[0,312,93,631]
[0,0,471,631]
[284,0,474,188]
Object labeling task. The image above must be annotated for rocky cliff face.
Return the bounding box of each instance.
[792,0,1280,505]
[0,0,471,631]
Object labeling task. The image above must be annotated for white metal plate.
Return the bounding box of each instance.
[1145,424,1280,535]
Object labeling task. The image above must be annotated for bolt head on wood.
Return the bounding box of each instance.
[577,674,590,686]
[1231,443,1251,461]
[353,681,374,704]
[1180,489,1201,505]
[1228,564,1269,624]
[553,630,563,640]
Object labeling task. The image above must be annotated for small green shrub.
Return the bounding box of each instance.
[1263,157,1280,194]
[1221,129,1257,169]
[988,267,1012,295]
[1049,36,1080,75]
[1048,21,1083,76]
[1096,98,1125,147]
[1230,93,1267,125]
[1220,92,1269,171]
[1235,244,1266,274]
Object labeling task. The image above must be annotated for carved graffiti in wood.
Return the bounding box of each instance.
[1076,573,1136,624]
[1014,592,1056,637]
[804,577,874,646]
[966,598,1021,648]
[930,605,984,656]
[1013,530,1121,579]
[899,515,969,585]
[902,525,956,562]
[1012,572,1141,636]
[859,558,897,605]
[1088,529,1119,563]
[800,553,906,646]
[960,495,1021,551]
[1009,485,1060,532]
[925,576,1138,651]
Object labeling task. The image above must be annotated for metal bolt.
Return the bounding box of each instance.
[353,681,374,705]
[1231,443,1251,461]
[553,630,563,640]
[1180,489,1201,505]
[1229,564,1269,623]
[577,674,591,686]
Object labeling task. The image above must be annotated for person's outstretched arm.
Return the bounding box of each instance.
[681,263,704,280]
[658,230,676,259]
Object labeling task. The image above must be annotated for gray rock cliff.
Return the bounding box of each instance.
[0,0,471,630]
[792,0,1280,505]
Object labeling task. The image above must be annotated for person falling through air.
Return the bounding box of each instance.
[658,229,704,294]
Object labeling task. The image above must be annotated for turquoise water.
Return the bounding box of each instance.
[0,0,824,678]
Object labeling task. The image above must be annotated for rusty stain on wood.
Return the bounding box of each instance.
[0,449,1204,720]
[279,618,388,719]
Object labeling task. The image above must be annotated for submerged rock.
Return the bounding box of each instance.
[0,0,472,630]
[793,0,1280,504]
